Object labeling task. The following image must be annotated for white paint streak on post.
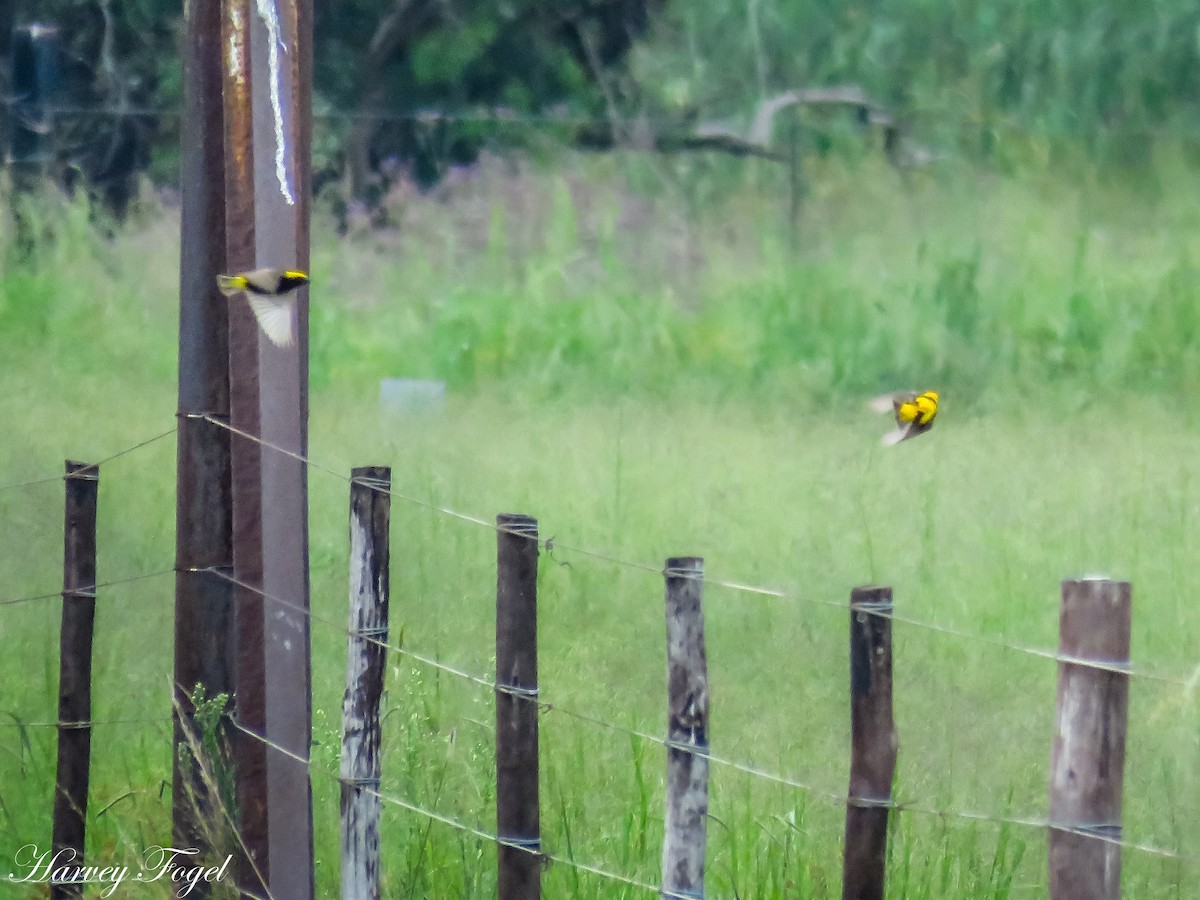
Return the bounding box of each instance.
[341,467,391,900]
[225,4,244,80]
[1048,578,1131,900]
[662,557,708,900]
[253,0,295,204]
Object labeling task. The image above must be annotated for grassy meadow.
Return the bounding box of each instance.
[2,150,1200,897]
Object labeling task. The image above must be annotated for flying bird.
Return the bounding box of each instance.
[215,268,309,347]
[869,390,939,445]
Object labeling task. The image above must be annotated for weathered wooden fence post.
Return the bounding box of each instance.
[495,514,541,900]
[842,585,897,900]
[51,461,99,900]
[1048,577,1131,900]
[341,467,391,900]
[662,556,709,900]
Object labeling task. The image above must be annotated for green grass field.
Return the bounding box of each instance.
[1,153,1199,897]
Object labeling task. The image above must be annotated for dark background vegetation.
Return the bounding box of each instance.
[4,0,1200,217]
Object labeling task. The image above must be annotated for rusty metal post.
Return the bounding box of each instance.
[222,4,269,886]
[221,0,314,895]
[341,467,391,900]
[496,514,541,900]
[662,557,709,899]
[842,585,897,900]
[51,461,99,900]
[221,1,268,890]
[1048,578,1131,900]
[174,0,235,872]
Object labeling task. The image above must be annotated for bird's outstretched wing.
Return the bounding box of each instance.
[246,295,296,347]
[868,390,917,415]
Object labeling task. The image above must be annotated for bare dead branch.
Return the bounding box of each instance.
[571,84,911,165]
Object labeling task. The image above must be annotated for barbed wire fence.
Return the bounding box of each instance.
[5,9,1199,898]
[1,423,1198,897]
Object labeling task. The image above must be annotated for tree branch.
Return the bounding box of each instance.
[573,85,914,165]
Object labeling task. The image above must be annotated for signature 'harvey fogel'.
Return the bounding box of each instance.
[9,843,232,898]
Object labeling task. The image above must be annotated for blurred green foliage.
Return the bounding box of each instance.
[7,146,1199,411]
[5,0,1200,203]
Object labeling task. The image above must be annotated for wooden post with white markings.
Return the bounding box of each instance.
[662,557,709,899]
[341,467,391,900]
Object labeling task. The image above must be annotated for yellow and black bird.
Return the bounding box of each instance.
[215,268,309,347]
[869,390,939,445]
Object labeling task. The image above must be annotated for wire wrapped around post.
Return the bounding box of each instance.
[341,467,391,900]
[496,514,542,900]
[1048,578,1130,900]
[52,461,100,900]
[662,557,709,900]
[842,585,897,900]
